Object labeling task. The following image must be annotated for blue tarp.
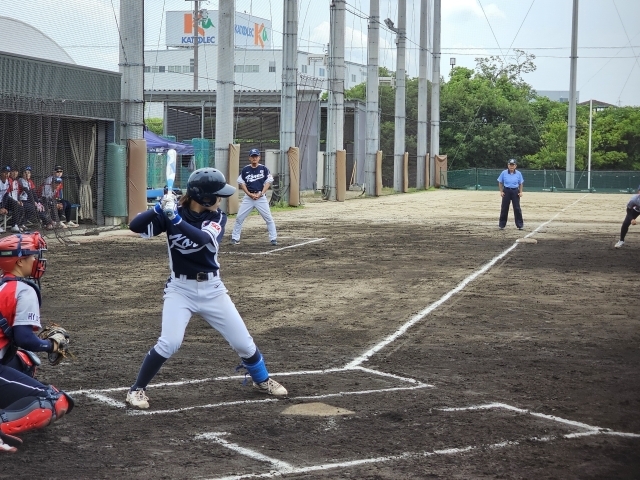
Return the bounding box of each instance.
[143,129,194,156]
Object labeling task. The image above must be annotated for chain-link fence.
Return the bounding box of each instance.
[445,168,640,193]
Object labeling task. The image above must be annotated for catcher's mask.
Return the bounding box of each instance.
[0,232,48,279]
[186,168,236,207]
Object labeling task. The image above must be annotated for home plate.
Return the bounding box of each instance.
[281,402,355,416]
[516,238,538,244]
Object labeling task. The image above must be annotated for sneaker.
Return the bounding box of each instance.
[270,240,278,246]
[614,240,624,248]
[231,239,239,245]
[10,225,20,233]
[0,438,17,454]
[498,226,504,230]
[126,388,149,409]
[57,222,68,229]
[67,221,79,227]
[252,378,288,396]
[518,227,524,230]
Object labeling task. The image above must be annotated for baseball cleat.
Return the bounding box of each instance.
[253,378,287,396]
[270,240,278,246]
[614,240,624,248]
[230,239,239,245]
[126,388,149,409]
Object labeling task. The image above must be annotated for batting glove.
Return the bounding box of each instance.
[164,202,182,225]
[161,192,177,210]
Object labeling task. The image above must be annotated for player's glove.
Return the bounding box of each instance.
[38,323,71,366]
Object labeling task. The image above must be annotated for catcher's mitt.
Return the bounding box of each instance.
[38,323,71,366]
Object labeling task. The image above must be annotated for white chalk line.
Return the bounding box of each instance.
[346,194,590,369]
[225,238,325,255]
[437,402,640,438]
[198,427,628,480]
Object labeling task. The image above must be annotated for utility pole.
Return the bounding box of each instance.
[566,0,579,189]
[193,0,199,91]
[392,0,406,193]
[326,0,345,201]
[119,0,144,142]
[365,0,380,196]
[214,0,235,209]
[417,0,429,190]
[430,0,441,187]
[587,99,593,191]
[280,0,298,204]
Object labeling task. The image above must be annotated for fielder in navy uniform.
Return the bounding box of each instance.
[126,168,287,409]
[614,184,640,248]
[230,148,278,245]
[497,159,524,230]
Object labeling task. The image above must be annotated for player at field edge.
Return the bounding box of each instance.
[614,184,640,248]
[230,148,278,246]
[497,159,524,230]
[125,167,287,409]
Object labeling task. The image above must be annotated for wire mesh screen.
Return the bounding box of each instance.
[0,112,102,240]
[445,168,640,193]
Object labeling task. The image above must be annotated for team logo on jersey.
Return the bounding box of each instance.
[168,233,216,254]
[245,170,265,183]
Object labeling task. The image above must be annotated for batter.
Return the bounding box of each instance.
[126,168,287,409]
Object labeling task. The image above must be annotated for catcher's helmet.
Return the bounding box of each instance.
[0,232,48,279]
[186,168,236,207]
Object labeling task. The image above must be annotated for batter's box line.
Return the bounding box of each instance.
[69,366,433,414]
[195,421,639,480]
[225,237,325,255]
[438,402,640,438]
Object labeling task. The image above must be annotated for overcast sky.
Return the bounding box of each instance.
[1,0,639,106]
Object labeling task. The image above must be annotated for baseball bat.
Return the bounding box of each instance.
[166,148,177,193]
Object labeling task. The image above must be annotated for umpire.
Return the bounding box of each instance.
[497,159,524,230]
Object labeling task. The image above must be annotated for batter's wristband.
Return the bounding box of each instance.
[154,203,163,215]
[170,214,182,225]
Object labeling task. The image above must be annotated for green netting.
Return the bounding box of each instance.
[444,168,640,193]
[191,138,215,169]
[146,139,216,191]
[147,152,166,189]
[104,143,127,216]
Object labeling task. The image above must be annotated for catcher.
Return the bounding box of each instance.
[0,232,73,453]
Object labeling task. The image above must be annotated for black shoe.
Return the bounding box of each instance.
[231,239,239,245]
[271,240,278,246]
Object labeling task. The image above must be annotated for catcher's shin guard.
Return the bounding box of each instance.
[240,349,269,384]
[0,386,74,436]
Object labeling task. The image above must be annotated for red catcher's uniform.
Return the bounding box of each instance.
[0,276,41,361]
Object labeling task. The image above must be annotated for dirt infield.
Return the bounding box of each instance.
[3,190,639,479]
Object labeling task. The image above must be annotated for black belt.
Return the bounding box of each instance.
[505,187,519,190]
[174,272,218,281]
[248,190,262,194]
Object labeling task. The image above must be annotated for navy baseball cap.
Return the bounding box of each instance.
[2,166,11,172]
[54,165,63,172]
[24,166,32,171]
[249,148,260,156]
[508,159,517,165]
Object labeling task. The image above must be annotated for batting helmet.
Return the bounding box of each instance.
[186,168,236,207]
[0,233,48,279]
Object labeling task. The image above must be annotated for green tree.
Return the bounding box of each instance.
[145,118,163,135]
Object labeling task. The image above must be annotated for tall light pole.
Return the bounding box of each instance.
[365,0,380,196]
[566,0,579,189]
[416,0,429,190]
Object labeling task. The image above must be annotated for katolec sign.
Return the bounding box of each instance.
[166,10,272,49]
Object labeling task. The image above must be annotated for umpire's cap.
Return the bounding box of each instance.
[187,168,236,207]
[249,148,261,157]
[508,159,517,165]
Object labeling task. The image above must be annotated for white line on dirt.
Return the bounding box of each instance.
[226,238,325,255]
[438,402,640,437]
[345,194,590,369]
[198,428,624,480]
[196,432,295,472]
